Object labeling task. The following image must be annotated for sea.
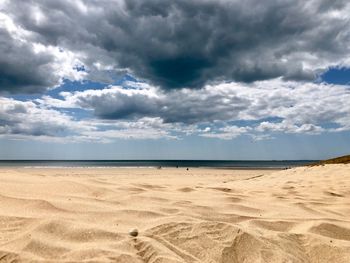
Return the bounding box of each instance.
[0,160,316,169]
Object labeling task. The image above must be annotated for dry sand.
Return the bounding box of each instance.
[0,165,349,262]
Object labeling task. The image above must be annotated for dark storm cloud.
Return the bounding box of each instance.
[0,28,60,93]
[2,0,350,92]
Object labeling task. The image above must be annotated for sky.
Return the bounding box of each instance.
[0,0,350,160]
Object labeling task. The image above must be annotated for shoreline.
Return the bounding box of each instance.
[0,166,288,170]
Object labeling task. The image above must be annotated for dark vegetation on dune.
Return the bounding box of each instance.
[310,155,350,166]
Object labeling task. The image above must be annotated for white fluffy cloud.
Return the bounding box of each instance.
[200,126,252,140]
[2,77,350,141]
[0,97,181,141]
[33,78,350,140]
[0,97,79,138]
[256,121,324,134]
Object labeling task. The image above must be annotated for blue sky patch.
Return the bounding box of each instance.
[321,67,350,85]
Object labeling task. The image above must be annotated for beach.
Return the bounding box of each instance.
[0,165,349,262]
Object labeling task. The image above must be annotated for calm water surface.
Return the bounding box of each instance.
[0,160,316,169]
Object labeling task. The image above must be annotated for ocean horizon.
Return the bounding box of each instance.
[0,160,317,169]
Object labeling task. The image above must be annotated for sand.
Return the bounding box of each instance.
[0,165,349,262]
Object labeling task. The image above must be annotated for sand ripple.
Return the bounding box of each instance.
[0,166,349,262]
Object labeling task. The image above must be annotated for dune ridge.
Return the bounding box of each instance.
[310,154,350,165]
[0,165,349,262]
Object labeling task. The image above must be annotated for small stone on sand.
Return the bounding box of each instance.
[129,228,138,237]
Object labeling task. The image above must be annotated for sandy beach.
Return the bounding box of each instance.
[0,165,349,262]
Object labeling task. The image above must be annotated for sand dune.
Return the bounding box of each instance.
[0,165,349,262]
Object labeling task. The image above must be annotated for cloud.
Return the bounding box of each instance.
[79,117,178,141]
[1,0,350,142]
[2,78,350,142]
[200,126,251,140]
[0,97,78,137]
[41,79,350,136]
[2,0,350,91]
[0,97,181,141]
[256,121,325,134]
[0,10,86,94]
[43,81,249,124]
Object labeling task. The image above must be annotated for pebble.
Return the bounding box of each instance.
[129,228,139,237]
